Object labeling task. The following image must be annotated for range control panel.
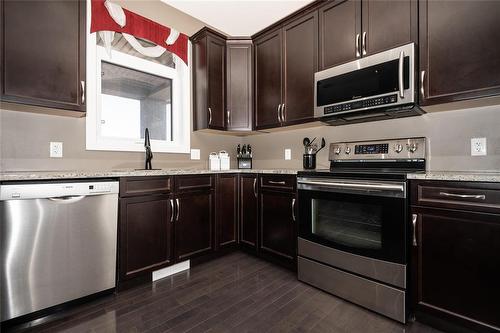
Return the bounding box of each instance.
[329,137,426,161]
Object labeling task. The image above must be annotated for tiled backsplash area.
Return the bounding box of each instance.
[1,104,499,172]
[243,105,500,172]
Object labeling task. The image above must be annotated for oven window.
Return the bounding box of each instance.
[311,199,382,250]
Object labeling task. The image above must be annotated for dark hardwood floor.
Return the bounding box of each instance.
[8,252,440,333]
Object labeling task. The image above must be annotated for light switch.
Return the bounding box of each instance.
[50,142,63,158]
[284,149,292,160]
[190,149,201,160]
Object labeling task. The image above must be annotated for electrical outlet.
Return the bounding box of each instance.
[284,149,292,160]
[50,142,63,158]
[471,137,487,156]
[190,149,200,160]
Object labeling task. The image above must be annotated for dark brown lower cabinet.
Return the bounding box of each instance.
[239,174,259,251]
[259,188,296,267]
[411,181,500,332]
[216,174,239,249]
[175,188,215,261]
[119,194,173,281]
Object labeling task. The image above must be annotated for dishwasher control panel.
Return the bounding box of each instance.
[0,181,119,200]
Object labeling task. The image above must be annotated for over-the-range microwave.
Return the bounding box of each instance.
[314,43,424,125]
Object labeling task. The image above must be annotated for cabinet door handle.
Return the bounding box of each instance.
[412,214,418,246]
[281,104,285,123]
[227,109,231,126]
[355,34,361,58]
[398,51,405,98]
[268,181,286,185]
[208,107,212,125]
[292,198,296,222]
[439,192,486,200]
[277,104,282,123]
[253,178,257,198]
[175,198,180,221]
[420,70,425,99]
[81,80,85,104]
[362,32,367,56]
[170,199,175,223]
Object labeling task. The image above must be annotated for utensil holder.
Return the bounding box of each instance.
[303,154,316,169]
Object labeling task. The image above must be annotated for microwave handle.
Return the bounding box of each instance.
[398,50,404,99]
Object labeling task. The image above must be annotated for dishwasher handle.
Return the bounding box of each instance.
[47,195,86,204]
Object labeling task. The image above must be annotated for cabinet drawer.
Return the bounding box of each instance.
[411,181,500,214]
[175,174,214,192]
[120,177,172,197]
[260,174,296,191]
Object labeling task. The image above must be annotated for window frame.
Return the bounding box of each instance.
[85,3,190,154]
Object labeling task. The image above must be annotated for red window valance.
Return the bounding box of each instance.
[90,0,188,65]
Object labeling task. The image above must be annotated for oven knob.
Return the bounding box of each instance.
[334,147,341,155]
[407,142,418,153]
[394,144,403,153]
[345,147,351,154]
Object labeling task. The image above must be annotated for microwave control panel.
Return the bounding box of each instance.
[324,94,398,114]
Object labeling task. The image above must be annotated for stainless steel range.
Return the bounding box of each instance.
[297,137,426,323]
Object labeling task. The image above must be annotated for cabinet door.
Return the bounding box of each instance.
[207,35,226,130]
[419,1,500,106]
[361,0,417,56]
[192,35,208,131]
[119,195,173,280]
[175,190,215,261]
[216,174,238,249]
[254,29,283,129]
[412,207,500,331]
[282,11,318,125]
[1,0,86,112]
[226,40,253,131]
[318,0,361,70]
[240,174,259,250]
[260,190,296,263]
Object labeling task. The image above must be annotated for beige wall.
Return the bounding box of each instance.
[242,105,500,172]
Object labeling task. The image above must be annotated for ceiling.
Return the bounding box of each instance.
[162,0,315,36]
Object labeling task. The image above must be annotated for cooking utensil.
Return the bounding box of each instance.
[309,137,317,146]
[303,137,310,147]
[316,138,326,153]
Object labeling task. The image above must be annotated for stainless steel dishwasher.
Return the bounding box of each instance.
[0,180,119,321]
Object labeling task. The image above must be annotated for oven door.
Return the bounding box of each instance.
[298,177,407,264]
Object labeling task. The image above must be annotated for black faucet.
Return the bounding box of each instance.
[144,128,153,170]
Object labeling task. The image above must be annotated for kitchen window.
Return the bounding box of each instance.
[86,30,190,153]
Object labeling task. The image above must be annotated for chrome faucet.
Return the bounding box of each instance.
[144,128,153,170]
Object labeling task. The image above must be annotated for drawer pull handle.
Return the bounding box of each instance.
[253,178,257,198]
[176,198,180,221]
[268,181,286,185]
[292,198,296,222]
[439,192,486,200]
[412,214,418,247]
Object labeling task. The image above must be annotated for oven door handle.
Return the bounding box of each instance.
[297,180,405,193]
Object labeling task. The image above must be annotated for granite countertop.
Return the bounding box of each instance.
[407,171,500,183]
[0,168,300,182]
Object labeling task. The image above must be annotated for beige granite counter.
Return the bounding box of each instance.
[0,168,300,182]
[407,171,500,183]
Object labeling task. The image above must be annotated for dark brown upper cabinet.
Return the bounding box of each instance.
[319,0,361,70]
[1,0,86,112]
[226,40,253,131]
[318,0,416,70]
[192,28,226,130]
[419,0,500,106]
[254,29,283,129]
[216,174,239,249]
[254,10,318,130]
